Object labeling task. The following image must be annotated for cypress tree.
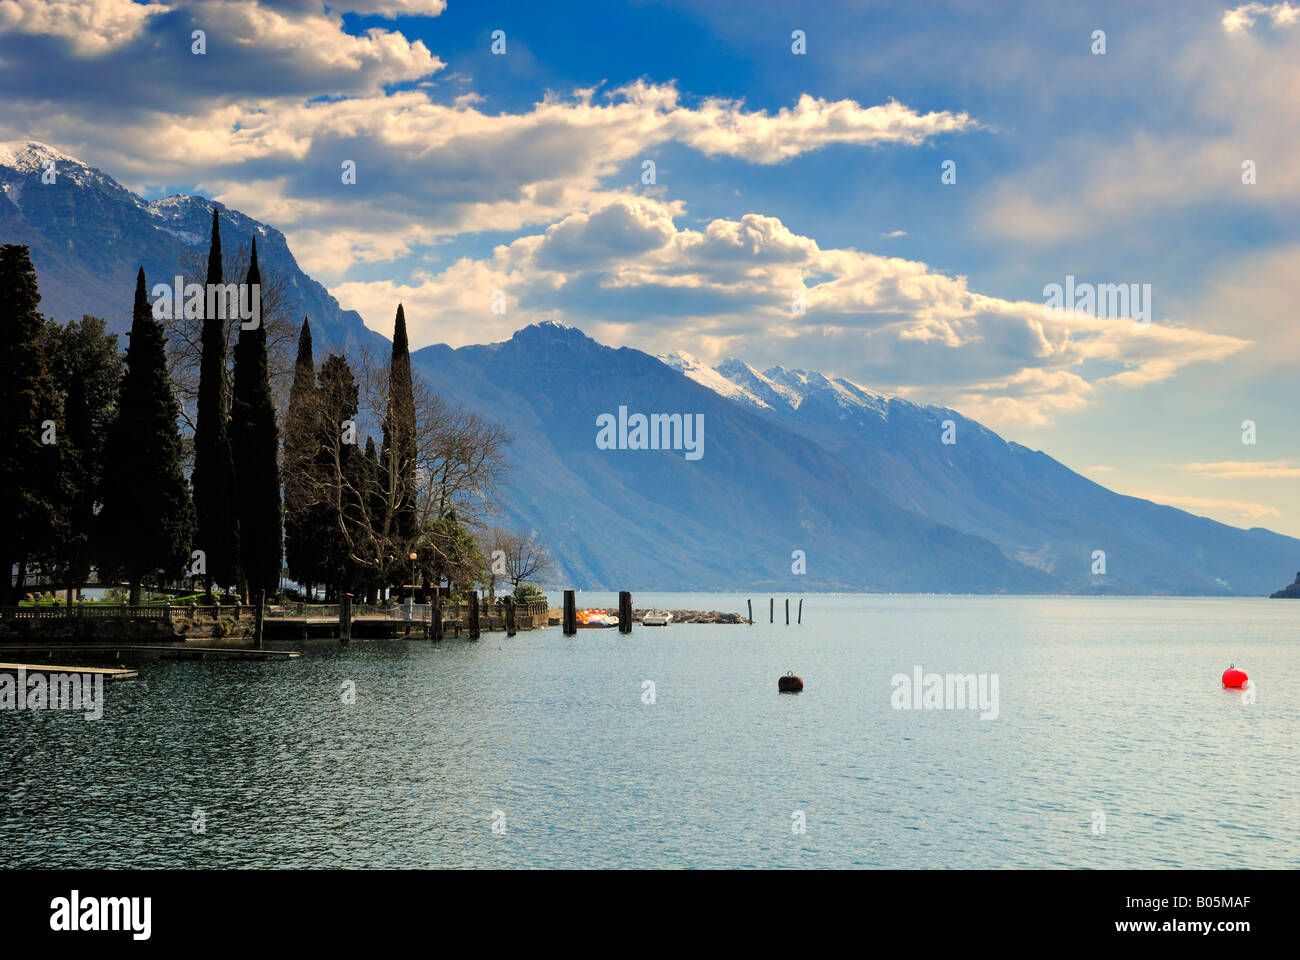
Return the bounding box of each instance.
[283,317,317,592]
[229,237,282,603]
[380,304,417,562]
[0,245,68,605]
[100,268,195,605]
[46,315,122,608]
[190,207,239,597]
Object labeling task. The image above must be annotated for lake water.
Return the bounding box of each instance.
[3,594,1296,868]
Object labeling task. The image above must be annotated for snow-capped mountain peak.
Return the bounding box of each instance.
[659,351,762,406]
[660,351,897,420]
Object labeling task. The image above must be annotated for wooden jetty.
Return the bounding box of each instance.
[0,662,139,680]
[0,644,297,662]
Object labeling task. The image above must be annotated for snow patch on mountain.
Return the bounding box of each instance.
[659,352,761,406]
[662,352,902,421]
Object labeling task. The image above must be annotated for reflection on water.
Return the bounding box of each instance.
[2,594,1297,868]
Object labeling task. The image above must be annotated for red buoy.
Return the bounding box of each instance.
[1222,666,1248,689]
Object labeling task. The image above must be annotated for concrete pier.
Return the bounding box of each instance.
[0,662,138,680]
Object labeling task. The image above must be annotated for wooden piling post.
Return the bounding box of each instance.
[747,599,753,624]
[785,598,790,625]
[563,590,577,636]
[253,590,265,648]
[339,593,352,644]
[618,591,632,634]
[468,592,481,640]
[505,596,517,636]
[798,598,803,624]
[770,598,774,623]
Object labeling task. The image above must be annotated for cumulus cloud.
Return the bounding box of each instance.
[654,89,974,162]
[0,0,167,55]
[1222,2,1300,32]
[0,5,974,280]
[343,0,447,17]
[333,196,1249,426]
[0,0,443,108]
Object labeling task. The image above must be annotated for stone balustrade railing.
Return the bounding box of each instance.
[0,604,256,621]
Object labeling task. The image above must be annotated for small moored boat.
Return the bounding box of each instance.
[641,610,673,626]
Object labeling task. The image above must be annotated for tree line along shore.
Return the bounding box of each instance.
[1,213,550,616]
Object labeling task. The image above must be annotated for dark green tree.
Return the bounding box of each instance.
[282,316,318,593]
[190,207,240,597]
[45,316,123,607]
[100,268,195,605]
[0,245,68,605]
[426,511,485,597]
[229,237,282,603]
[380,304,417,566]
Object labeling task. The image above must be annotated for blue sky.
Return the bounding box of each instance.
[1,0,1297,535]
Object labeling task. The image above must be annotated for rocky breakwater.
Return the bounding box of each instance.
[601,608,748,624]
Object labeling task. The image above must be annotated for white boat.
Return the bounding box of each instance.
[641,609,673,626]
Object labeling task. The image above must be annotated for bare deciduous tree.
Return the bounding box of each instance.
[486,527,552,593]
[294,348,511,597]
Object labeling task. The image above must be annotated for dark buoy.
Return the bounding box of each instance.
[778,671,803,693]
[1222,663,1249,689]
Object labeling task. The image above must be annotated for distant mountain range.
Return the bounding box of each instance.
[661,353,1300,594]
[4,140,1297,594]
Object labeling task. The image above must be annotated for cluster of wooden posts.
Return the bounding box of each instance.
[335,591,542,643]
[745,598,802,624]
[550,592,801,634]
[327,591,806,640]
[559,590,634,635]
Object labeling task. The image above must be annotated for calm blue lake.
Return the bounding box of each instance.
[3,594,1296,868]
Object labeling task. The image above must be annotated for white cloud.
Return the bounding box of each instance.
[1222,2,1300,32]
[343,0,447,17]
[74,82,968,280]
[0,0,442,90]
[0,0,168,55]
[332,196,1250,426]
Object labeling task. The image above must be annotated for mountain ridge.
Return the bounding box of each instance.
[4,140,1296,593]
[664,350,1299,594]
